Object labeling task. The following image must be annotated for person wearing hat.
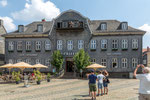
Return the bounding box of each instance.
[134,64,150,100]
[88,70,97,100]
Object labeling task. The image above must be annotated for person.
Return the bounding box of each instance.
[134,64,150,100]
[86,72,91,96]
[103,70,109,95]
[97,71,105,96]
[88,70,97,100]
[24,73,29,87]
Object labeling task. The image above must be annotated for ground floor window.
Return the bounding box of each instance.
[132,58,138,68]
[101,58,107,66]
[91,58,96,63]
[122,58,127,68]
[112,58,117,68]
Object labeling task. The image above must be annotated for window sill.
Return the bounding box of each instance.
[112,48,118,51]
[90,49,96,51]
[8,50,14,52]
[17,50,23,52]
[122,48,128,51]
[26,50,32,52]
[45,50,51,52]
[101,49,107,51]
[132,48,138,50]
[35,50,41,52]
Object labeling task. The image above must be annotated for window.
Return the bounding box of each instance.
[132,39,138,49]
[112,58,117,68]
[67,40,73,50]
[143,60,146,65]
[101,39,107,49]
[57,40,62,50]
[17,41,23,51]
[57,22,62,28]
[132,58,138,68]
[101,58,107,66]
[122,39,128,49]
[91,40,96,50]
[18,25,24,32]
[17,59,22,63]
[37,24,43,32]
[121,22,128,30]
[78,40,84,49]
[26,59,31,64]
[36,59,41,64]
[8,41,14,51]
[101,23,107,30]
[9,59,13,64]
[26,41,31,51]
[45,40,51,50]
[62,22,68,28]
[112,40,118,49]
[122,58,127,68]
[91,58,96,63]
[45,59,51,66]
[36,41,41,51]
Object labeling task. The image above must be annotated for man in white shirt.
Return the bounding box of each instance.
[134,64,150,100]
[97,71,105,96]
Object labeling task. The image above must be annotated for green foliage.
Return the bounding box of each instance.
[34,70,42,81]
[12,71,21,82]
[51,50,64,72]
[73,49,91,71]
[47,73,51,79]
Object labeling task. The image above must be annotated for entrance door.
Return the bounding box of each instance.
[66,61,74,72]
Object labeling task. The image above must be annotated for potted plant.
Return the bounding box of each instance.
[34,70,42,85]
[15,71,20,84]
[47,73,51,82]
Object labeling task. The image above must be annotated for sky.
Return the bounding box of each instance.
[0,0,150,48]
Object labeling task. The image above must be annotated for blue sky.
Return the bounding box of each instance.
[0,0,150,48]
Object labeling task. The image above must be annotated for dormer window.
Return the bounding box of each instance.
[101,23,107,30]
[121,22,128,30]
[18,25,24,32]
[37,24,43,32]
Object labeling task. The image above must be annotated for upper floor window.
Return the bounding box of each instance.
[101,39,107,50]
[9,59,13,64]
[112,40,118,49]
[57,40,62,50]
[112,58,117,68]
[78,40,84,50]
[132,58,138,68]
[37,24,43,32]
[36,41,41,51]
[132,39,138,49]
[45,40,51,50]
[36,59,41,64]
[122,58,127,68]
[91,58,96,63]
[26,41,31,51]
[90,40,96,50]
[26,59,31,64]
[101,58,107,66]
[8,41,14,51]
[101,23,107,30]
[67,40,73,50]
[121,22,128,30]
[45,59,51,66]
[62,22,68,28]
[17,41,23,51]
[18,25,24,32]
[122,39,128,49]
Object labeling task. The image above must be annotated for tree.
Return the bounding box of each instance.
[51,50,64,72]
[73,49,91,72]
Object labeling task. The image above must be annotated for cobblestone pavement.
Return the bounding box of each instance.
[0,78,139,100]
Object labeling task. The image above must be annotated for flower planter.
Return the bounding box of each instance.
[47,79,50,82]
[16,81,20,84]
[37,81,41,85]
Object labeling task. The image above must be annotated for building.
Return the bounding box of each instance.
[3,10,146,77]
[143,47,150,67]
[0,19,6,66]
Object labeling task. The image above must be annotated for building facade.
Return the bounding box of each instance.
[0,19,6,66]
[143,47,150,67]
[3,10,145,77]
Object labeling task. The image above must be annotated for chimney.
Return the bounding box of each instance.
[42,19,46,22]
[0,19,3,26]
[147,46,150,52]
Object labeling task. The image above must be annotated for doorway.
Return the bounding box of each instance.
[66,57,74,72]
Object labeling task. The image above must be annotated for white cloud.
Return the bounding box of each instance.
[0,16,16,32]
[139,24,150,48]
[11,0,60,21]
[0,0,7,7]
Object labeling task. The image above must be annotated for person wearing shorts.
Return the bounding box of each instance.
[97,71,105,96]
[103,70,109,95]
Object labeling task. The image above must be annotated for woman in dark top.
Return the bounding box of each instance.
[103,70,109,95]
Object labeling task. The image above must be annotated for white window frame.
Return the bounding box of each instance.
[37,25,43,32]
[101,23,106,30]
[36,59,41,64]
[45,40,51,50]
[101,58,107,66]
[36,41,41,51]
[18,25,24,32]
[78,40,84,50]
[45,59,51,66]
[112,40,118,49]
[57,40,62,50]
[132,58,138,68]
[62,22,68,28]
[9,59,13,64]
[132,39,138,49]
[8,41,14,51]
[17,59,22,63]
[112,58,118,68]
[91,58,96,63]
[67,40,73,50]
[26,59,31,64]
[122,39,128,49]
[122,23,128,30]
[90,40,96,49]
[26,41,31,51]
[17,41,23,51]
[101,39,107,49]
[122,58,127,68]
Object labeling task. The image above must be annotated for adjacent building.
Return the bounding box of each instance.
[143,47,150,67]
[3,10,146,77]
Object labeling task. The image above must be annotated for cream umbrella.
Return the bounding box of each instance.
[0,63,13,75]
[86,63,106,71]
[32,64,48,70]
